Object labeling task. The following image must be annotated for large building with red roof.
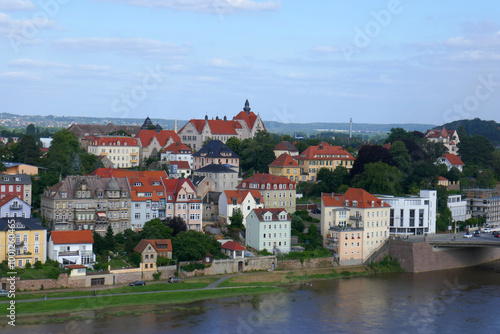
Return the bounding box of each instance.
[237,173,296,213]
[160,142,193,168]
[48,230,96,267]
[321,188,391,264]
[219,189,264,226]
[296,142,355,182]
[138,129,180,163]
[178,100,266,151]
[87,136,141,168]
[437,154,465,172]
[246,208,291,254]
[425,127,460,155]
[268,153,300,182]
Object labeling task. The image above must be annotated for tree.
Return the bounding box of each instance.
[172,230,224,261]
[353,162,402,195]
[228,208,244,229]
[239,131,276,172]
[422,141,448,162]
[385,127,416,144]
[225,137,242,156]
[105,225,116,252]
[167,216,187,236]
[26,124,37,136]
[93,232,106,255]
[351,145,395,177]
[140,218,173,240]
[291,213,305,233]
[390,141,411,172]
[446,167,462,182]
[0,162,5,173]
[13,134,41,165]
[45,129,82,176]
[458,134,495,168]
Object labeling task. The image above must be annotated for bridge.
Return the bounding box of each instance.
[397,232,500,248]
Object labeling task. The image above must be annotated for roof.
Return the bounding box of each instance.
[193,140,239,159]
[322,188,391,208]
[44,175,131,200]
[67,123,142,138]
[269,153,299,168]
[440,154,465,166]
[274,141,298,152]
[221,240,246,251]
[0,218,46,231]
[128,176,165,202]
[162,142,193,154]
[1,162,39,168]
[138,130,181,148]
[89,168,168,178]
[238,173,296,188]
[207,119,239,135]
[170,161,191,170]
[223,189,263,204]
[0,194,29,207]
[134,239,173,253]
[65,264,87,269]
[89,136,140,147]
[50,230,94,244]
[439,176,449,181]
[202,191,221,205]
[296,142,355,161]
[194,163,237,174]
[0,174,32,185]
[251,208,291,222]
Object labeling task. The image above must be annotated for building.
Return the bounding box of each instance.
[268,153,300,182]
[274,141,298,158]
[377,190,437,235]
[0,195,31,219]
[192,140,240,171]
[178,100,266,151]
[218,190,264,226]
[202,191,221,222]
[128,176,167,230]
[438,176,449,187]
[193,164,238,192]
[87,136,141,168]
[48,230,95,267]
[169,161,192,179]
[40,176,132,234]
[137,130,181,163]
[0,174,32,206]
[190,175,216,200]
[1,162,39,175]
[0,218,47,268]
[68,122,142,139]
[133,239,158,271]
[296,142,355,182]
[237,173,296,213]
[437,154,465,172]
[89,168,168,179]
[160,142,193,168]
[246,208,291,254]
[462,189,500,224]
[321,188,391,262]
[221,241,246,259]
[447,194,471,222]
[163,178,202,231]
[425,127,460,155]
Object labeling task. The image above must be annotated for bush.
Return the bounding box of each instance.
[34,261,43,270]
[370,255,404,273]
[340,271,351,276]
[25,262,31,269]
[153,272,162,281]
[180,263,207,272]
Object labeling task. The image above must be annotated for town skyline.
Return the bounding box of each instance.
[1,1,500,125]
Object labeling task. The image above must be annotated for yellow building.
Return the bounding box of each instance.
[87,136,141,168]
[268,153,300,182]
[2,163,39,176]
[0,218,47,268]
[296,142,355,182]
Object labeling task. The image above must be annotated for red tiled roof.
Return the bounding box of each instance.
[322,188,391,208]
[128,176,165,202]
[207,120,239,135]
[138,130,181,148]
[170,160,191,170]
[440,154,464,166]
[0,194,20,207]
[234,111,262,130]
[224,189,263,204]
[89,168,168,178]
[238,173,296,188]
[162,142,192,154]
[90,136,140,147]
[65,264,87,269]
[134,239,173,253]
[296,142,355,161]
[269,153,299,168]
[274,141,298,152]
[179,119,207,134]
[51,230,94,244]
[439,176,448,181]
[221,240,246,251]
[252,208,290,222]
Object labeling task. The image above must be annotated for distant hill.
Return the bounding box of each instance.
[0,112,436,136]
[442,118,500,146]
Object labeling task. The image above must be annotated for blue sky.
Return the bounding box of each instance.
[1,0,499,126]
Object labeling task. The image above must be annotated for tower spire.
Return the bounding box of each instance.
[243,99,251,114]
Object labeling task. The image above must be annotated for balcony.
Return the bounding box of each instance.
[10,204,22,210]
[349,215,362,221]
[130,152,138,156]
[131,159,138,163]
[59,250,80,256]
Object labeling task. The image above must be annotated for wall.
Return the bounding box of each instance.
[276,257,334,271]
[0,274,86,291]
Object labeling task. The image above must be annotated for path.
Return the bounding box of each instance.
[205,276,231,289]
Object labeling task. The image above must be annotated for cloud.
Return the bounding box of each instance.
[0,12,55,37]
[99,0,281,14]
[8,58,69,69]
[0,71,40,80]
[52,37,190,60]
[0,0,36,11]
[310,45,339,54]
[206,58,239,68]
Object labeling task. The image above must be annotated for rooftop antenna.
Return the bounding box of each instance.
[349,118,353,139]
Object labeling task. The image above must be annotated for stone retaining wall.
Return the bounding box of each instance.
[276,257,334,270]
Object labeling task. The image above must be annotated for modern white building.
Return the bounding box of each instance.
[218,189,264,226]
[447,195,471,222]
[48,230,96,267]
[246,208,291,254]
[378,190,437,235]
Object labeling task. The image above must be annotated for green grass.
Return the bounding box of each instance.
[217,280,280,287]
[1,287,284,317]
[108,258,131,270]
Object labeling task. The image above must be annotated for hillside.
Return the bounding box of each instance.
[442,118,500,146]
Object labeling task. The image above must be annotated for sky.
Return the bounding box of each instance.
[0,0,499,126]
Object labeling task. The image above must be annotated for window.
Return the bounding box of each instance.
[35,246,39,254]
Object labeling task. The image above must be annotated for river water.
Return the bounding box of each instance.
[5,261,500,334]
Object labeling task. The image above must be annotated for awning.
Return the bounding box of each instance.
[97,212,106,218]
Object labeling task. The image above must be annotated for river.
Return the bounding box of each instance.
[4,261,500,334]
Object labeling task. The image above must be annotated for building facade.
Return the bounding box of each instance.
[48,230,95,267]
[268,153,300,182]
[0,174,32,206]
[246,208,291,254]
[462,189,500,224]
[0,195,31,219]
[160,142,193,167]
[87,136,141,168]
[425,127,460,155]
[138,130,180,163]
[163,178,202,231]
[237,173,296,213]
[274,141,299,158]
[437,154,465,172]
[296,142,355,182]
[218,190,264,226]
[447,194,471,222]
[193,164,239,192]
[192,140,240,171]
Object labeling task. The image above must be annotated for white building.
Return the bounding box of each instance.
[447,195,471,222]
[246,208,291,254]
[218,189,263,226]
[87,136,141,168]
[378,190,437,235]
[48,230,96,267]
[160,142,193,168]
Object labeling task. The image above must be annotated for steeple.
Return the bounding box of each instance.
[243,99,251,114]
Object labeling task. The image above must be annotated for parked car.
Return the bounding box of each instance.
[463,233,473,238]
[129,280,146,286]
[473,231,481,237]
[483,228,491,233]
[495,234,500,238]
[493,231,499,236]
[311,208,321,214]
[168,277,182,283]
[0,289,8,297]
